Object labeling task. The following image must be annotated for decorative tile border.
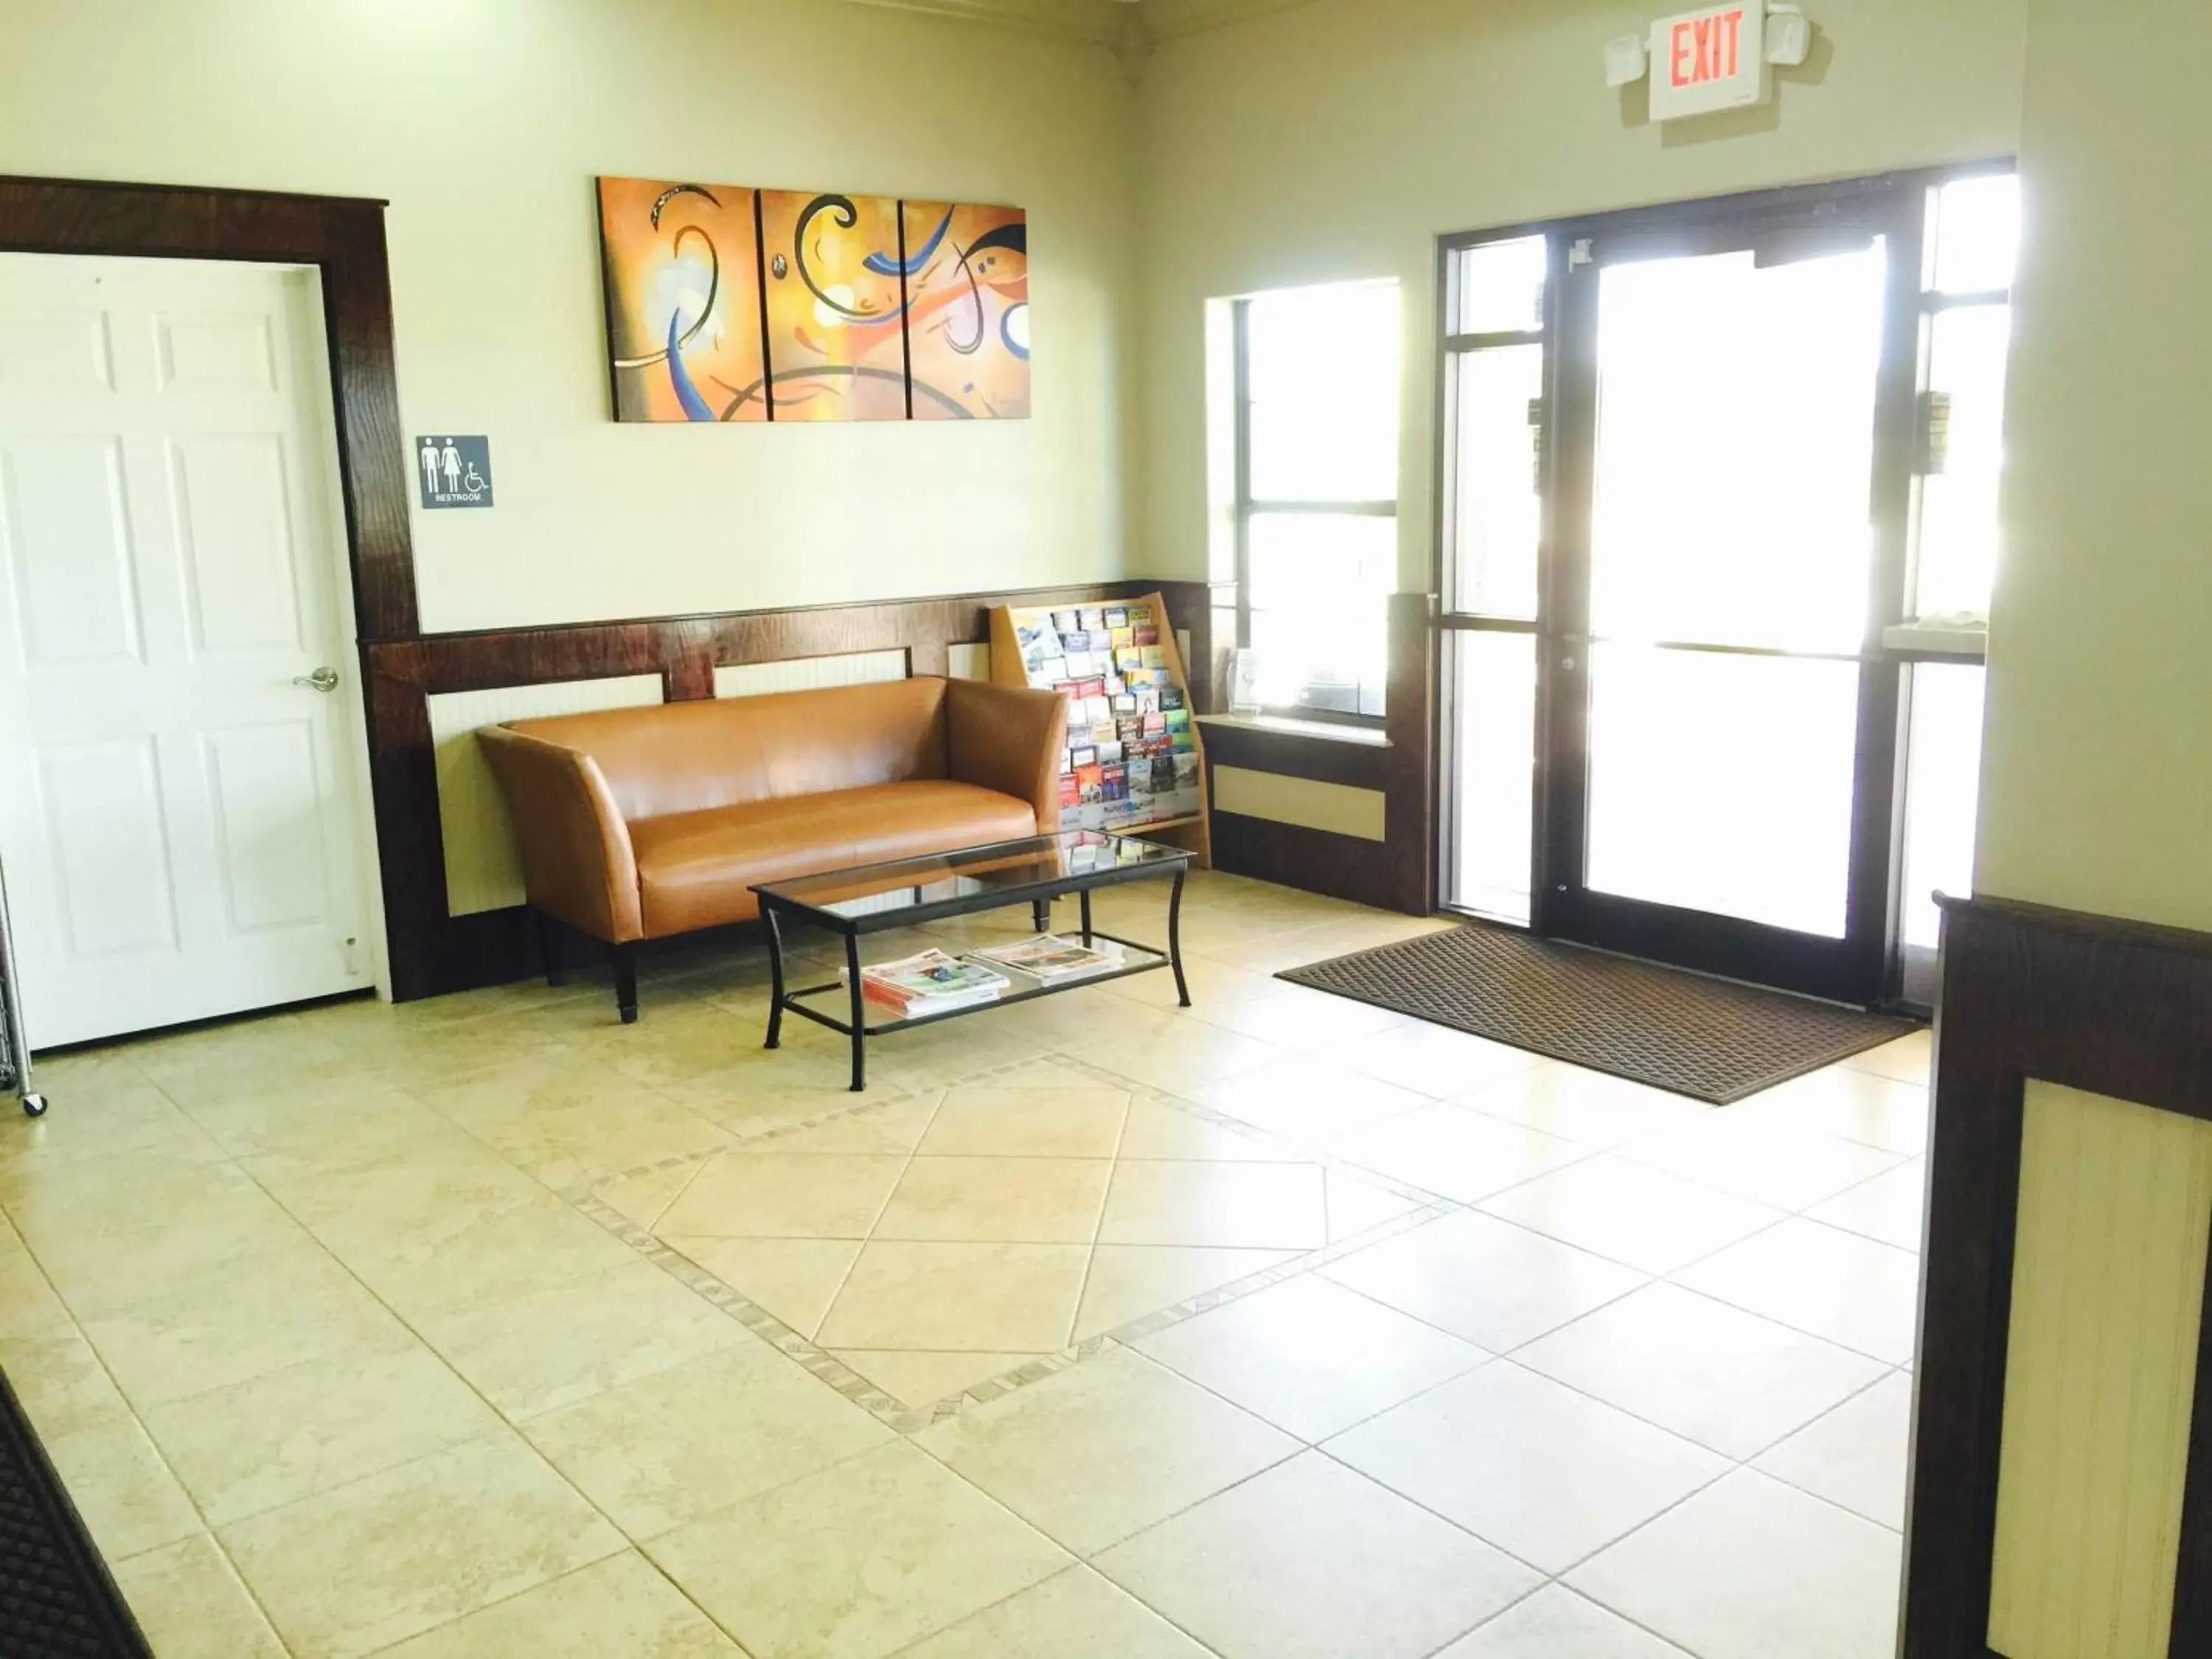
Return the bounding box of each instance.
[559,1048,1458,1433]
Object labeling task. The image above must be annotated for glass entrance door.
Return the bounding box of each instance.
[1540,198,1919,1003]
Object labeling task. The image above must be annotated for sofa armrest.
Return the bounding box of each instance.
[945,678,1069,835]
[477,726,644,943]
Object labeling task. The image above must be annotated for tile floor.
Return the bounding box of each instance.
[0,872,1931,1658]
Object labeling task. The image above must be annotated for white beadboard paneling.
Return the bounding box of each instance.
[428,675,664,917]
[1987,1081,2212,1659]
[1212,765,1385,841]
[713,650,908,699]
[947,642,992,681]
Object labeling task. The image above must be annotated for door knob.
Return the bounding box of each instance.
[294,667,341,693]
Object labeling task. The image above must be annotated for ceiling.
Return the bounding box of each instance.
[837,0,1318,47]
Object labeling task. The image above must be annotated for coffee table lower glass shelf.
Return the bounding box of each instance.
[751,830,1193,1091]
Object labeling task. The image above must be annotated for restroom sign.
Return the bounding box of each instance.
[415,435,494,509]
[1648,4,1766,119]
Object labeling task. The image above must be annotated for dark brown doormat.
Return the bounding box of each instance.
[1279,922,1919,1105]
[0,1368,153,1658]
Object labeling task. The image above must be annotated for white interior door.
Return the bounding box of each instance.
[0,253,375,1048]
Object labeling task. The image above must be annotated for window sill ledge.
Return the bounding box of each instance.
[1197,713,1393,748]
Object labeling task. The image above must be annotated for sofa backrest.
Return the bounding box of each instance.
[502,677,951,823]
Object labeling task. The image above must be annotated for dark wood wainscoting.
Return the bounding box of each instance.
[369,580,1213,1001]
[1202,591,1435,917]
[1906,893,2212,1658]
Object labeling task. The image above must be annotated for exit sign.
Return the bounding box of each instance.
[1648,3,1767,120]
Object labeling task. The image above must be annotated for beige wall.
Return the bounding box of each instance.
[0,0,1136,633]
[1134,0,2028,592]
[1975,0,2212,933]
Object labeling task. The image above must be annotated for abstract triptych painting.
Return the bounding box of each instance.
[597,177,1030,423]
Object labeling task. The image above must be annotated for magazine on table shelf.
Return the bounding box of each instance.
[967,934,1127,985]
[849,947,1009,1018]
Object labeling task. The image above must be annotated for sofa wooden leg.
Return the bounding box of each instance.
[613,944,638,1024]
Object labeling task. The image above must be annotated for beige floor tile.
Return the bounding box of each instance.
[1840,1029,1931,1086]
[1321,1211,1646,1351]
[1072,1244,1299,1340]
[1514,1282,1888,1458]
[649,1440,1071,1659]
[588,1001,773,1088]
[1753,1370,1913,1529]
[1187,985,1411,1051]
[1729,1065,1930,1156]
[818,1242,1091,1352]
[661,1236,861,1338]
[1806,1160,1927,1251]
[1615,1113,1904,1211]
[1099,953,1280,1010]
[1324,1168,1425,1241]
[422,1061,734,1189]
[114,1532,287,1659]
[181,1084,454,1166]
[1061,1010,1283,1093]
[1330,1104,1590,1203]
[1328,1360,1728,1573]
[220,1432,625,1659]
[33,1406,204,1562]
[1136,1273,1486,1440]
[244,1130,552,1252]
[655,1152,908,1239]
[1099,1159,1326,1250]
[751,1096,945,1156]
[337,1194,641,1322]
[417,1259,748,1420]
[0,1225,74,1339]
[830,1348,1051,1408]
[894,1563,1211,1658]
[875,1156,1113,1243]
[1113,1099,1302,1161]
[522,1343,893,1538]
[375,1551,741,1657]
[914,1346,1298,1555]
[1095,1450,1540,1659]
[141,1340,500,1523]
[1476,1154,1787,1275]
[1,1329,144,1444]
[664,1051,919,1135]
[1190,1057,1433,1151]
[1674,1216,1921,1364]
[917,1087,1130,1158]
[591,1160,711,1230]
[0,1083,227,1180]
[1436,1585,1692,1658]
[80,1247,407,1411]
[1347,1022,1542,1100]
[1566,1469,1902,1659]
[1451,1063,1711,1150]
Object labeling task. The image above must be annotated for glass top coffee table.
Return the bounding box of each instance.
[753,830,1193,1091]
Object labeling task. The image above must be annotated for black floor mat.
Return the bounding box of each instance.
[1279,922,1918,1105]
[0,1368,153,1659]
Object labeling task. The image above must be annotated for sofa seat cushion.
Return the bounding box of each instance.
[629,780,1041,937]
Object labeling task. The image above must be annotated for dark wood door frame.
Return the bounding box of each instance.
[0,175,417,641]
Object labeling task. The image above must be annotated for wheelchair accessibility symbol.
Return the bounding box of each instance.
[416,435,495,510]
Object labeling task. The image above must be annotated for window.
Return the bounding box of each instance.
[1231,281,1400,720]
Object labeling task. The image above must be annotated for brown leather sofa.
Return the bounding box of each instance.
[479,676,1067,1021]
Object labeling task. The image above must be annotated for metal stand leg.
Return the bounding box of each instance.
[1079,889,1093,947]
[844,933,866,1092]
[613,943,638,1025]
[1032,899,1051,933]
[763,908,786,1051]
[1167,867,1191,1007]
[537,910,565,987]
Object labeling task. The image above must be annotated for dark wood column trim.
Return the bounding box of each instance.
[1905,891,2212,1659]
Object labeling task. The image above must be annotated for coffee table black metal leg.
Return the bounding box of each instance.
[1079,889,1093,947]
[844,931,867,1091]
[1168,867,1191,1006]
[762,906,786,1050]
[1032,899,1051,933]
